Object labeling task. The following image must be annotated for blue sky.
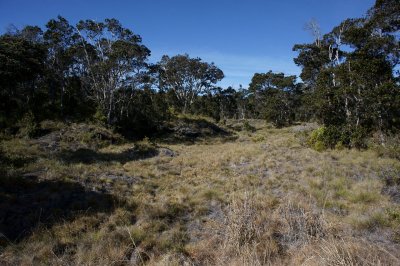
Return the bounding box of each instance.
[0,0,375,88]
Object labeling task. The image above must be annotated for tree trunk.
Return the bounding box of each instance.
[182,100,188,114]
[107,91,114,125]
[60,84,65,118]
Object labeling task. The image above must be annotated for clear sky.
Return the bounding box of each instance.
[0,0,375,88]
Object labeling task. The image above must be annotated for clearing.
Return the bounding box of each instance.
[1,119,399,265]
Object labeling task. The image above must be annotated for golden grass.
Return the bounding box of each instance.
[1,120,399,265]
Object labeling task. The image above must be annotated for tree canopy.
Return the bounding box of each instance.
[1,0,399,146]
[158,54,224,113]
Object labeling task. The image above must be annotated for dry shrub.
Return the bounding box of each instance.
[208,193,329,265]
[274,199,327,248]
[185,192,281,265]
[183,192,329,265]
[223,192,261,253]
[220,192,280,265]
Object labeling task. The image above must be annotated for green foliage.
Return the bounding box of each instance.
[373,134,400,160]
[308,127,329,151]
[17,112,39,138]
[93,107,107,125]
[243,121,256,132]
[132,137,157,158]
[0,34,46,127]
[1,0,399,144]
[308,126,367,151]
[167,106,178,117]
[293,0,400,147]
[249,71,301,127]
[76,18,151,126]
[348,127,368,149]
[158,54,224,113]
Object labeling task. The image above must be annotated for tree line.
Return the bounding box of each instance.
[1,0,399,146]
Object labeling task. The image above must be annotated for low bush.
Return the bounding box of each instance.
[243,121,256,132]
[372,133,400,160]
[308,126,368,151]
[17,112,39,139]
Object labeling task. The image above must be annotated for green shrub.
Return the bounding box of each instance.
[243,121,256,132]
[335,141,345,150]
[308,125,368,151]
[133,137,157,157]
[308,126,340,151]
[313,140,326,152]
[348,127,368,149]
[17,112,39,138]
[93,107,107,125]
[167,106,178,117]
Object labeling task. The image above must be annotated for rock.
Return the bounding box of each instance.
[175,126,200,138]
[23,170,45,180]
[159,148,178,157]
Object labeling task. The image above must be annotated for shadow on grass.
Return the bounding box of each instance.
[58,145,159,164]
[0,154,36,169]
[155,117,236,145]
[0,175,118,244]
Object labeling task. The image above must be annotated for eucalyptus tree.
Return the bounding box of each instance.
[44,16,81,116]
[293,0,400,146]
[249,71,299,127]
[158,54,224,113]
[76,18,151,125]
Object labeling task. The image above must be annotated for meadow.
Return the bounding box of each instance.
[1,118,399,265]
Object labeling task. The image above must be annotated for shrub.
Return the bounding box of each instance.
[17,112,39,138]
[93,107,107,125]
[348,127,368,149]
[372,133,400,160]
[167,106,178,117]
[308,126,368,151]
[308,126,338,151]
[243,121,256,132]
[132,137,158,158]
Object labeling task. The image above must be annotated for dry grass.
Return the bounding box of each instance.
[292,237,400,265]
[1,119,400,265]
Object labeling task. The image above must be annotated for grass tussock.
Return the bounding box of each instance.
[1,119,400,265]
[293,237,400,265]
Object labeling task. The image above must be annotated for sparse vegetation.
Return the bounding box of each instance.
[1,0,400,265]
[1,119,399,265]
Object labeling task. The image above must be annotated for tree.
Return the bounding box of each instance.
[217,87,240,120]
[76,18,151,125]
[0,34,46,126]
[44,16,81,117]
[293,0,400,146]
[158,54,224,113]
[304,18,322,47]
[249,71,299,127]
